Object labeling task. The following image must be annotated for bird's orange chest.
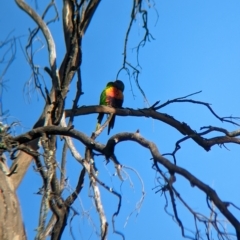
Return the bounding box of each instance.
[106,87,123,100]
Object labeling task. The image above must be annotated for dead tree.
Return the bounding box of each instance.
[0,1,240,240]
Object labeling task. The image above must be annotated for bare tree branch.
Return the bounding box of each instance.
[15,0,60,90]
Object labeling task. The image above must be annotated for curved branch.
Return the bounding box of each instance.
[104,132,240,239]
[5,125,240,238]
[65,105,240,151]
[9,119,240,154]
[157,96,240,126]
[79,0,101,36]
[15,0,60,89]
[10,126,105,153]
[7,126,240,235]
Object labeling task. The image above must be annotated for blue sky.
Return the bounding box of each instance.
[1,1,240,239]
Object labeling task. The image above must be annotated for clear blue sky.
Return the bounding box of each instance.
[1,1,240,239]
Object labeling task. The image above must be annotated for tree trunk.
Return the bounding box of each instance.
[0,169,26,240]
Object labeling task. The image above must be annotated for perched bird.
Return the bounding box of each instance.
[96,80,124,134]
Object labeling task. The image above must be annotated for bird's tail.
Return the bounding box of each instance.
[96,113,104,131]
[107,114,115,135]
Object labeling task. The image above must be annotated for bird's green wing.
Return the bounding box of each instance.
[96,82,114,130]
[99,88,106,105]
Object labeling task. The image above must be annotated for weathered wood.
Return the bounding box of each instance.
[0,169,26,240]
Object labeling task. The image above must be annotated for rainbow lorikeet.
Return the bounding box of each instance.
[96,80,125,134]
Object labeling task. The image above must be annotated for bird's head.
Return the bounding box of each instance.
[106,81,114,87]
[114,80,125,92]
